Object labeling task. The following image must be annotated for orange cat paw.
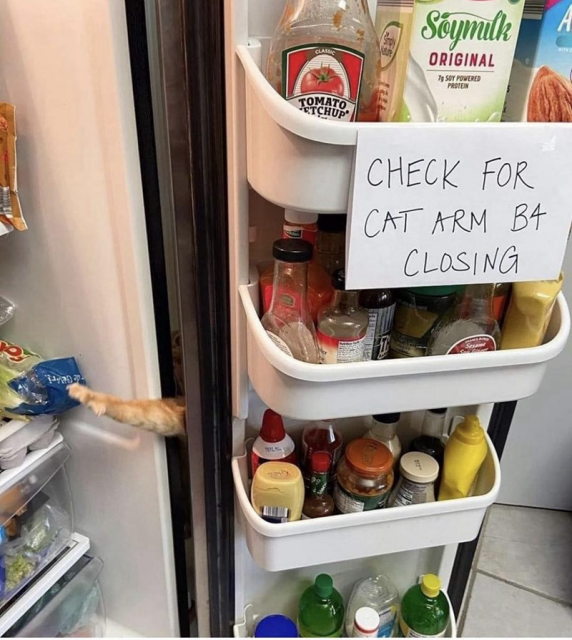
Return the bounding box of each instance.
[67,383,93,404]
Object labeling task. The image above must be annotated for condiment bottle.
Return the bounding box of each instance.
[318,270,368,364]
[493,282,511,325]
[345,575,399,638]
[301,419,343,484]
[359,288,396,360]
[410,408,446,469]
[267,1,382,122]
[389,286,460,358]
[363,413,402,470]
[251,409,297,475]
[399,575,449,638]
[334,439,394,513]
[439,415,487,501]
[251,462,305,522]
[500,275,563,349]
[427,284,500,356]
[389,452,439,507]
[302,452,335,519]
[315,214,346,276]
[352,607,380,638]
[260,211,333,321]
[261,239,321,363]
[298,574,345,638]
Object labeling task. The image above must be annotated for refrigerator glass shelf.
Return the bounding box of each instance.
[232,431,499,571]
[239,280,569,420]
[238,41,572,214]
[233,591,457,637]
[0,532,90,635]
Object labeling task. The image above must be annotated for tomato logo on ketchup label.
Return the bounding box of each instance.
[447,334,496,355]
[282,44,365,122]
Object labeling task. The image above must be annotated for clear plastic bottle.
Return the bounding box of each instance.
[267,0,382,122]
[427,284,501,356]
[298,574,345,638]
[363,413,402,470]
[262,239,321,363]
[345,575,400,638]
[318,269,368,364]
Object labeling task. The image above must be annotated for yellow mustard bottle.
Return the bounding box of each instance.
[251,461,305,522]
[439,415,487,501]
[500,274,563,350]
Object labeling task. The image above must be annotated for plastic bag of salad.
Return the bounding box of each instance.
[0,339,85,418]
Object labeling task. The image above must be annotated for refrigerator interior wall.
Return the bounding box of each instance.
[0,1,177,636]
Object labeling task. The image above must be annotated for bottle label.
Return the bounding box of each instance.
[378,608,397,638]
[283,223,317,246]
[281,44,365,122]
[364,304,396,360]
[334,483,389,513]
[309,470,328,497]
[446,334,496,355]
[266,331,294,357]
[318,331,366,364]
[398,614,446,638]
[393,478,434,507]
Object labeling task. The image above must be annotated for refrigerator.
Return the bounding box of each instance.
[0,0,568,637]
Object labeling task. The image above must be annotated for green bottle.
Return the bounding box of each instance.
[398,575,449,637]
[298,574,344,638]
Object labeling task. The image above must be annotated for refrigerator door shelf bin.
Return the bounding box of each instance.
[232,431,500,571]
[233,593,458,637]
[239,280,570,420]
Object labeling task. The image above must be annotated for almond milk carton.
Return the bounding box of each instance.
[399,0,526,121]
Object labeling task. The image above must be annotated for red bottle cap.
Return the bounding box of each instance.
[311,451,331,473]
[259,409,286,443]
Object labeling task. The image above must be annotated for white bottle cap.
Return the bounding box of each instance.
[354,607,380,634]
[284,209,318,224]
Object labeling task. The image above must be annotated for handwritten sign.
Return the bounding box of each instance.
[346,126,572,290]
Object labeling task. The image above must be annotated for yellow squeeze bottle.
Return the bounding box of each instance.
[501,275,563,350]
[439,416,487,501]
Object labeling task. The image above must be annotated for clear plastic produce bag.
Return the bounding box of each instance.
[0,340,85,418]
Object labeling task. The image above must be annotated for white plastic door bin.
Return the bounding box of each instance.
[232,430,500,571]
[240,280,570,421]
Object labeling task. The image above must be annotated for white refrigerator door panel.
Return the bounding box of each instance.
[0,1,178,636]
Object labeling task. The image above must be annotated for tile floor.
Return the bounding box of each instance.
[460,504,572,637]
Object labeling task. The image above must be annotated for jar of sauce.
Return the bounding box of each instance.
[334,439,393,513]
[389,286,461,358]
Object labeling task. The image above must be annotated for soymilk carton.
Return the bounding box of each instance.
[399,0,526,121]
[527,0,572,121]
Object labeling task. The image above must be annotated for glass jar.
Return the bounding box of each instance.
[334,439,393,513]
[389,286,461,358]
[389,452,439,507]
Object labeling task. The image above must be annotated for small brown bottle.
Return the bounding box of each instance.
[302,452,335,519]
[359,289,396,360]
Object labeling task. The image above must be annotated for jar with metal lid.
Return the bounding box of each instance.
[389,452,439,508]
[334,439,394,513]
[389,286,462,358]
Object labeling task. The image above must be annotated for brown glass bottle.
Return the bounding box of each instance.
[359,289,396,360]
